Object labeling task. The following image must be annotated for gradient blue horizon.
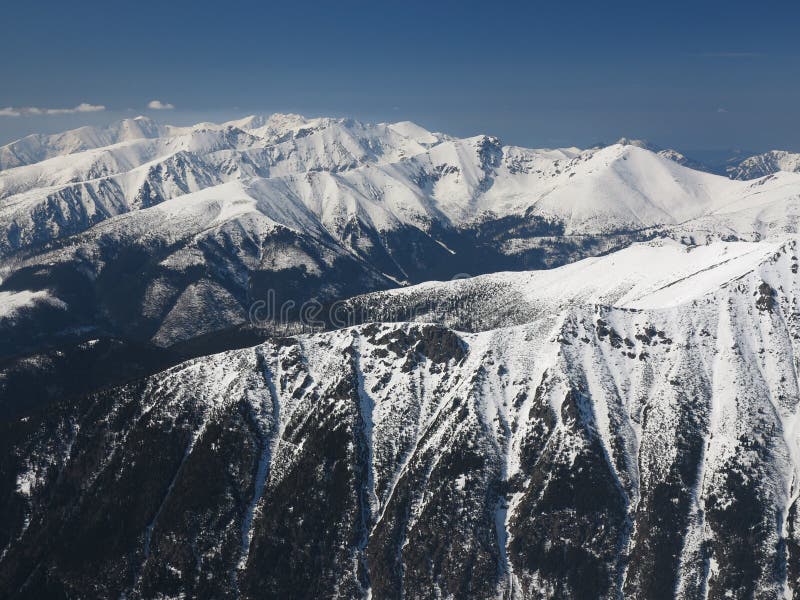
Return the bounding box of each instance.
[1,0,798,153]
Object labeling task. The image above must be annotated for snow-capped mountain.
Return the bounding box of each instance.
[4,114,800,598]
[615,137,711,172]
[0,116,167,170]
[344,237,792,329]
[727,149,800,180]
[3,237,800,598]
[4,115,797,265]
[4,114,800,363]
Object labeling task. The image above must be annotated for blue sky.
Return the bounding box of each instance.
[1,0,798,152]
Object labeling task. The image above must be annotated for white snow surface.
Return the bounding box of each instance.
[4,113,800,262]
[0,289,60,319]
[362,237,789,320]
[101,235,800,598]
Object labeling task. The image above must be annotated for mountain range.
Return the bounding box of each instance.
[2,115,800,598]
[2,115,800,365]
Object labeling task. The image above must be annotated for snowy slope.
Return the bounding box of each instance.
[616,137,711,172]
[0,115,447,257]
[3,114,800,359]
[728,149,800,180]
[674,171,800,242]
[7,113,800,264]
[0,113,288,170]
[7,114,800,600]
[4,237,800,598]
[344,237,790,329]
[0,116,168,170]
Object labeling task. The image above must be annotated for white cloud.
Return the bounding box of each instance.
[0,103,106,117]
[147,100,175,110]
[717,107,729,113]
[48,102,105,114]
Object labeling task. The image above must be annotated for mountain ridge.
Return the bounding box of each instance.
[3,115,800,598]
[3,235,800,598]
[3,114,800,370]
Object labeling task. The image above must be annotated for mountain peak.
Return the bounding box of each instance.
[615,137,654,149]
[727,149,800,180]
